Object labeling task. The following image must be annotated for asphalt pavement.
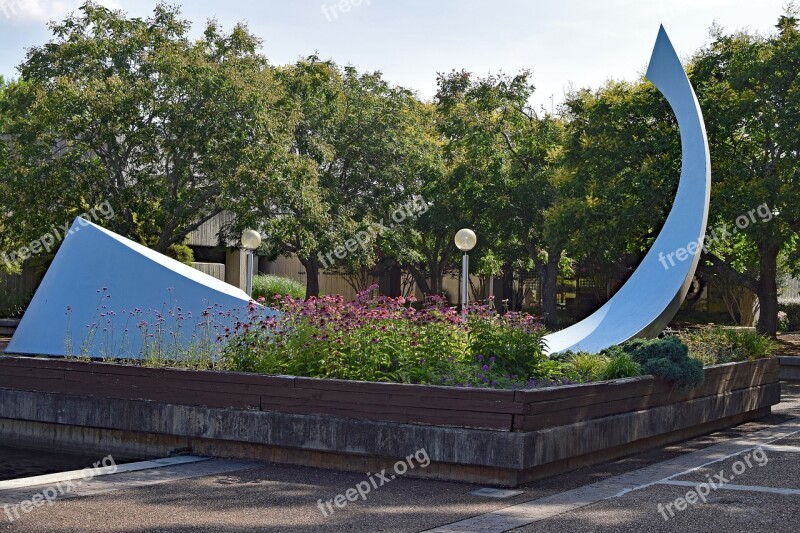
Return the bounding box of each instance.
[1,383,798,533]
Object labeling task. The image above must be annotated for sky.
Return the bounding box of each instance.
[0,0,791,109]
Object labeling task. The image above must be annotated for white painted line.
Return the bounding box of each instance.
[658,479,800,496]
[759,444,800,454]
[0,456,209,491]
[425,418,800,533]
[615,421,800,497]
[470,488,525,498]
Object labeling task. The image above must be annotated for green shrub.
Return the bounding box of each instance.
[567,352,611,381]
[468,314,547,378]
[251,275,305,301]
[678,327,777,365]
[623,336,704,392]
[165,242,195,266]
[530,357,579,382]
[599,347,641,380]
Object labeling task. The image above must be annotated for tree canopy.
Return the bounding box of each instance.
[1,2,797,336]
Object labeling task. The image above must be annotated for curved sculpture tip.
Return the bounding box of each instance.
[647,25,681,84]
[542,25,711,355]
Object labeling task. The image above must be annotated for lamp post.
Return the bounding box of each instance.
[241,229,262,298]
[454,228,477,316]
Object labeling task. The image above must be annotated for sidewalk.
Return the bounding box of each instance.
[1,383,798,532]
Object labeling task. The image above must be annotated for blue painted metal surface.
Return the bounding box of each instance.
[543,26,711,354]
[7,218,274,358]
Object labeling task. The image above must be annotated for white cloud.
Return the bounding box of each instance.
[0,0,121,23]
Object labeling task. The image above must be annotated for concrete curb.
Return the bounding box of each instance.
[779,356,800,381]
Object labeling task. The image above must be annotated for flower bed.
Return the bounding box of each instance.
[220,287,552,388]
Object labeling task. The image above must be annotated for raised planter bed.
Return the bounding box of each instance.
[0,356,781,486]
[0,319,19,339]
[0,319,15,353]
[779,356,800,381]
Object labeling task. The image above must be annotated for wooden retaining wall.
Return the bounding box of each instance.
[0,356,779,432]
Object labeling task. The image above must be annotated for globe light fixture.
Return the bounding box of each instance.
[454,229,477,315]
[241,229,262,298]
[454,229,477,252]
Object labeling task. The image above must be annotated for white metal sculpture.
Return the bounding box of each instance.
[543,26,711,354]
[7,217,270,359]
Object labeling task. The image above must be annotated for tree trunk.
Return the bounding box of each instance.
[540,248,561,327]
[756,241,780,337]
[428,258,443,295]
[387,265,402,297]
[300,257,320,299]
[407,265,432,295]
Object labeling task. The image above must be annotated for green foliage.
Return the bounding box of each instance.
[434,70,565,319]
[529,357,579,382]
[239,57,439,298]
[221,296,468,384]
[220,290,552,388]
[468,315,548,377]
[623,337,705,392]
[559,80,680,264]
[599,347,642,380]
[690,12,800,335]
[0,2,293,258]
[0,291,31,319]
[679,327,777,366]
[251,275,305,301]
[567,352,610,381]
[165,243,195,266]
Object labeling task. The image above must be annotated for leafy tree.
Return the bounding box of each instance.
[691,13,800,336]
[239,57,435,297]
[557,79,681,277]
[0,75,15,274]
[0,2,291,262]
[435,70,564,320]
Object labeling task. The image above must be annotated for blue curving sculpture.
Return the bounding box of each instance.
[543,26,711,354]
[7,217,273,359]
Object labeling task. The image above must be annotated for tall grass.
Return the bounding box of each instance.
[678,327,777,366]
[251,275,305,301]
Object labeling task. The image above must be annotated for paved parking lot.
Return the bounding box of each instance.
[1,383,798,532]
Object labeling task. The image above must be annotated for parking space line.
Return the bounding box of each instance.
[658,479,800,496]
[759,444,800,454]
